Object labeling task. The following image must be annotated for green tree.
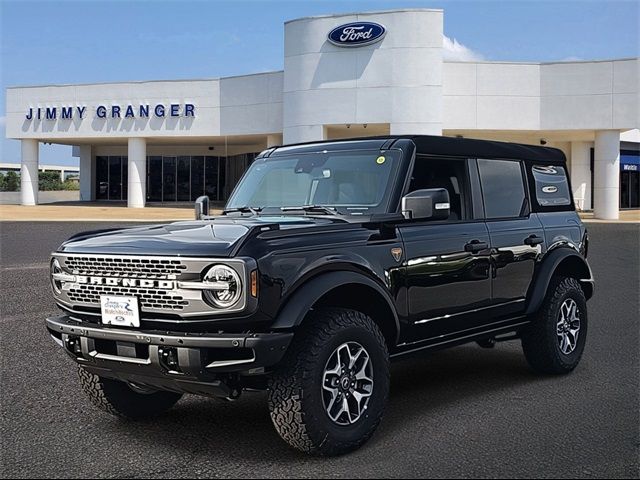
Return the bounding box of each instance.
[4,171,20,191]
[0,172,5,191]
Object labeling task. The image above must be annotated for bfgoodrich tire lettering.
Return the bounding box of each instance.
[521,276,588,375]
[268,308,390,456]
[78,366,183,419]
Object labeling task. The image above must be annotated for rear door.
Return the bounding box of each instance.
[476,158,546,317]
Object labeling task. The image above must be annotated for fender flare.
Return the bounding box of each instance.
[525,247,594,315]
[270,270,401,344]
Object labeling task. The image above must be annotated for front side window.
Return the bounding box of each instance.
[226,150,401,214]
[478,159,527,219]
[407,156,470,221]
[531,165,572,207]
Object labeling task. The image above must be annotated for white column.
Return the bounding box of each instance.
[79,145,94,202]
[266,134,283,148]
[570,141,592,211]
[593,130,620,220]
[127,138,146,208]
[20,139,39,206]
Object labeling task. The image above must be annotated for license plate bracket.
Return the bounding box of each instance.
[100,296,140,328]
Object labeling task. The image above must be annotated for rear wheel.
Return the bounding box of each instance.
[78,366,183,419]
[521,276,588,374]
[268,308,390,456]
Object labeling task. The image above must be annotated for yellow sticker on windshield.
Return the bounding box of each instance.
[376,156,386,165]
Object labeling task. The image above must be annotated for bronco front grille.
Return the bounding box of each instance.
[64,256,187,280]
[52,253,248,318]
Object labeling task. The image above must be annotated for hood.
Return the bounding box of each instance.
[58,215,342,257]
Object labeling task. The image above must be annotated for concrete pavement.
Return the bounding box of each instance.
[1,202,638,222]
[0,203,221,222]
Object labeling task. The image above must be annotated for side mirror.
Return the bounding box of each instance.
[401,188,450,221]
[195,195,210,220]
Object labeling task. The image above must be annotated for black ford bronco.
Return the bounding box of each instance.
[46,135,594,456]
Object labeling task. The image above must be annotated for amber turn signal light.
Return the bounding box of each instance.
[250,269,258,297]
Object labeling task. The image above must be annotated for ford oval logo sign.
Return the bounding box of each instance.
[327,22,386,47]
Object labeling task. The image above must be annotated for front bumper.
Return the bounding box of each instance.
[46,315,293,396]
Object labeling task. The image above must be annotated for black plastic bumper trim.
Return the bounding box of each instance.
[45,315,293,373]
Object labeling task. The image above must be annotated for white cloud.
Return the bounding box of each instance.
[443,35,485,62]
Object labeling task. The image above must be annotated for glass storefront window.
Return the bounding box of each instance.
[96,153,257,203]
[122,157,128,200]
[205,156,220,201]
[147,156,163,202]
[190,156,205,201]
[96,156,109,200]
[177,156,191,201]
[163,157,177,202]
[108,157,122,200]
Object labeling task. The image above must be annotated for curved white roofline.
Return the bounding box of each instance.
[284,8,443,24]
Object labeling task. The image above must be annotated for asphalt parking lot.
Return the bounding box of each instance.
[1,221,638,479]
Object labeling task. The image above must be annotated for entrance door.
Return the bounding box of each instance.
[95,156,127,201]
[621,169,640,209]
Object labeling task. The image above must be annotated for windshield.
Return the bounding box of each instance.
[226,149,401,215]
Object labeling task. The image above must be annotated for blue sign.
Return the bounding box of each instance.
[621,152,640,171]
[328,22,386,47]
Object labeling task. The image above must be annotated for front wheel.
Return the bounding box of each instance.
[78,367,183,419]
[268,308,390,456]
[521,276,588,375]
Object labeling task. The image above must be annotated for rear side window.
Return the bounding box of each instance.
[531,165,572,207]
[478,159,527,219]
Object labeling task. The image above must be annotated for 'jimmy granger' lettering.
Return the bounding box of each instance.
[25,103,195,120]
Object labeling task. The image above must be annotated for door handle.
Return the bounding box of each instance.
[465,240,488,253]
[524,235,544,246]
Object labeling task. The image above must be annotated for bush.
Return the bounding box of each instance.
[61,180,80,191]
[39,171,63,191]
[3,171,20,191]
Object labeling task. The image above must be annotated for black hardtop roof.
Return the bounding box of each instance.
[268,135,566,164]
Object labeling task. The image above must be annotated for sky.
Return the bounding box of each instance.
[1,0,638,166]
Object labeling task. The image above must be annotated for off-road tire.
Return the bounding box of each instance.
[268,308,390,456]
[521,276,588,375]
[78,366,183,419]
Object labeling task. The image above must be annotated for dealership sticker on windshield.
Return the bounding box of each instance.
[100,295,140,328]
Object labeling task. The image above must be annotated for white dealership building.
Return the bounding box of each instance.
[5,9,639,218]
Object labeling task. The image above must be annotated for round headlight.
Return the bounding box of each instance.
[202,265,242,308]
[50,258,63,294]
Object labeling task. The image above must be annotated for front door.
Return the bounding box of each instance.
[398,156,492,342]
[401,221,492,342]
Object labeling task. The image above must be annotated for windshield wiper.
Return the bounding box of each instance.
[222,206,262,215]
[280,205,339,215]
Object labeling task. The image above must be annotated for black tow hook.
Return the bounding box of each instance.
[158,347,182,373]
[223,388,242,402]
